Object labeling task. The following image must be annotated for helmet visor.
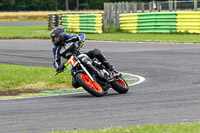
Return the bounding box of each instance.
[54,36,60,41]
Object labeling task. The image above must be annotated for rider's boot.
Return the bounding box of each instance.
[102,60,121,77]
[111,69,121,77]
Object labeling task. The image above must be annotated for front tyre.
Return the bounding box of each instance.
[111,77,129,94]
[76,73,104,97]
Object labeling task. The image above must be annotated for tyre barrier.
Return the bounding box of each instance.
[120,12,200,33]
[62,14,103,33]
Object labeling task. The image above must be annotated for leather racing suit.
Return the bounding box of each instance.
[52,33,113,71]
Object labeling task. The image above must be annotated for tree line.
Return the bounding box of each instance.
[0,0,174,11]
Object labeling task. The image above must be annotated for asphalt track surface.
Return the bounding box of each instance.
[1,40,200,133]
[0,22,47,26]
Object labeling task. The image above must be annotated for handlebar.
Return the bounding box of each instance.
[55,41,84,76]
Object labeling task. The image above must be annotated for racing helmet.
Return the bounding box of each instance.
[50,27,66,46]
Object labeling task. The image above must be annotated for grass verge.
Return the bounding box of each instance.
[0,11,103,20]
[0,25,49,39]
[0,24,200,43]
[86,33,200,43]
[51,123,200,133]
[0,64,72,96]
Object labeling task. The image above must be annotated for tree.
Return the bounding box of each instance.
[66,0,69,10]
[0,0,171,11]
[0,0,16,10]
[80,2,89,10]
[77,0,79,10]
[89,0,109,10]
[15,0,27,10]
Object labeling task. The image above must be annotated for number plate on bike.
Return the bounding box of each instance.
[64,56,77,71]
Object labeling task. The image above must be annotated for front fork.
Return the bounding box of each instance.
[77,54,102,82]
[77,60,95,82]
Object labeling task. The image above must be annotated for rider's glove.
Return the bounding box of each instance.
[78,40,84,47]
[56,64,65,73]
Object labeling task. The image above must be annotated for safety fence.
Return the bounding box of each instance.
[62,14,103,33]
[104,0,200,27]
[120,12,200,33]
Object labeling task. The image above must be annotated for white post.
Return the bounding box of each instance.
[194,0,198,11]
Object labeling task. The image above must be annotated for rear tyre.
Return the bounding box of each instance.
[111,77,129,94]
[76,73,104,97]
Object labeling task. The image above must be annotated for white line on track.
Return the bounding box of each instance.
[121,72,145,86]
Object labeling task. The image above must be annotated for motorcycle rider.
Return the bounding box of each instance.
[50,27,119,80]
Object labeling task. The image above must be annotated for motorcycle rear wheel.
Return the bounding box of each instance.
[76,73,104,97]
[111,77,129,94]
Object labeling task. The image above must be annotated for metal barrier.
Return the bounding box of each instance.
[62,14,103,33]
[48,14,62,30]
[120,12,200,33]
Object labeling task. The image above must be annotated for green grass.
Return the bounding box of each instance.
[0,64,72,95]
[0,24,200,43]
[0,25,50,39]
[86,33,200,43]
[51,123,200,133]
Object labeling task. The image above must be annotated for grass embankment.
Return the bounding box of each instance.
[0,24,200,43]
[0,64,72,96]
[51,123,200,133]
[0,11,103,20]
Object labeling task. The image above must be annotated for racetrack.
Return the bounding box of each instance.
[0,22,47,26]
[1,40,200,133]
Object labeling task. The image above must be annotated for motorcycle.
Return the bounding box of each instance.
[56,42,129,97]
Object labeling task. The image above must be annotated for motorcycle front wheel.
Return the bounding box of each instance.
[111,77,129,94]
[76,73,104,97]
